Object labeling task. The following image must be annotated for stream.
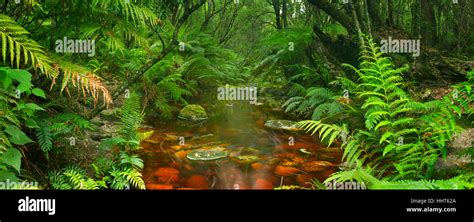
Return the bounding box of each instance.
[140,101,342,189]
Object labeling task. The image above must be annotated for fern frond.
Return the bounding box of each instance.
[0,14,56,78]
[53,59,113,108]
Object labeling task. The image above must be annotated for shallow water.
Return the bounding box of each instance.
[140,102,342,189]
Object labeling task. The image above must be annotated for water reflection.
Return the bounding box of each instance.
[141,101,341,189]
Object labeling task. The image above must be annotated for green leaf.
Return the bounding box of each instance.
[379,131,394,144]
[25,103,45,111]
[32,88,46,99]
[8,69,32,92]
[0,69,12,89]
[383,144,395,157]
[5,125,34,145]
[1,148,22,173]
[0,171,19,182]
[375,120,391,131]
[25,119,39,128]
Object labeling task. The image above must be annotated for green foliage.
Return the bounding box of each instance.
[116,93,144,150]
[338,36,461,180]
[298,120,347,147]
[283,86,345,120]
[0,147,22,173]
[324,166,474,190]
[0,15,56,78]
[253,27,313,81]
[300,36,465,185]
[48,166,104,190]
[35,113,93,157]
[370,176,474,190]
[0,67,45,182]
[49,94,147,190]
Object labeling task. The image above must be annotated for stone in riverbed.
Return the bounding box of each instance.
[154,167,180,183]
[231,155,260,164]
[253,178,274,189]
[251,162,265,170]
[302,161,336,172]
[229,147,262,164]
[264,120,301,131]
[147,184,174,190]
[178,104,208,121]
[185,175,209,189]
[274,165,299,176]
[186,148,228,161]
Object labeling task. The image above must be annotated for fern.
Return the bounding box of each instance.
[91,0,160,27]
[53,59,113,108]
[35,121,53,154]
[119,151,144,169]
[0,14,57,78]
[337,36,460,179]
[324,166,474,190]
[297,120,346,147]
[299,35,463,181]
[117,93,143,148]
[283,84,346,120]
[49,166,103,190]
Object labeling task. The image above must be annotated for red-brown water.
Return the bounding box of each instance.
[140,103,342,190]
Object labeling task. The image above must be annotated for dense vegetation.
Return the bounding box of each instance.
[0,0,472,190]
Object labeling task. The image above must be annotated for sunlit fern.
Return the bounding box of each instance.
[297,120,347,147]
[91,0,160,26]
[109,166,146,190]
[49,166,103,190]
[0,14,56,78]
[339,35,460,179]
[53,59,113,108]
[324,166,474,190]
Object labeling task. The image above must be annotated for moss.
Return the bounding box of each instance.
[264,120,300,131]
[178,104,208,121]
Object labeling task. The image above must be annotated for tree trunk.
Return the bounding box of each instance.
[282,0,288,28]
[272,0,282,29]
[347,1,364,47]
[364,0,372,36]
[420,0,438,46]
[411,0,420,38]
[366,0,381,30]
[307,0,355,34]
[387,0,394,27]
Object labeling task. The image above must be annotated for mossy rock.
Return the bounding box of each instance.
[229,147,262,164]
[178,104,208,121]
[264,120,301,131]
[186,148,228,161]
[231,155,260,165]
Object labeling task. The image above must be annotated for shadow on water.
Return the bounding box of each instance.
[140,101,342,190]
